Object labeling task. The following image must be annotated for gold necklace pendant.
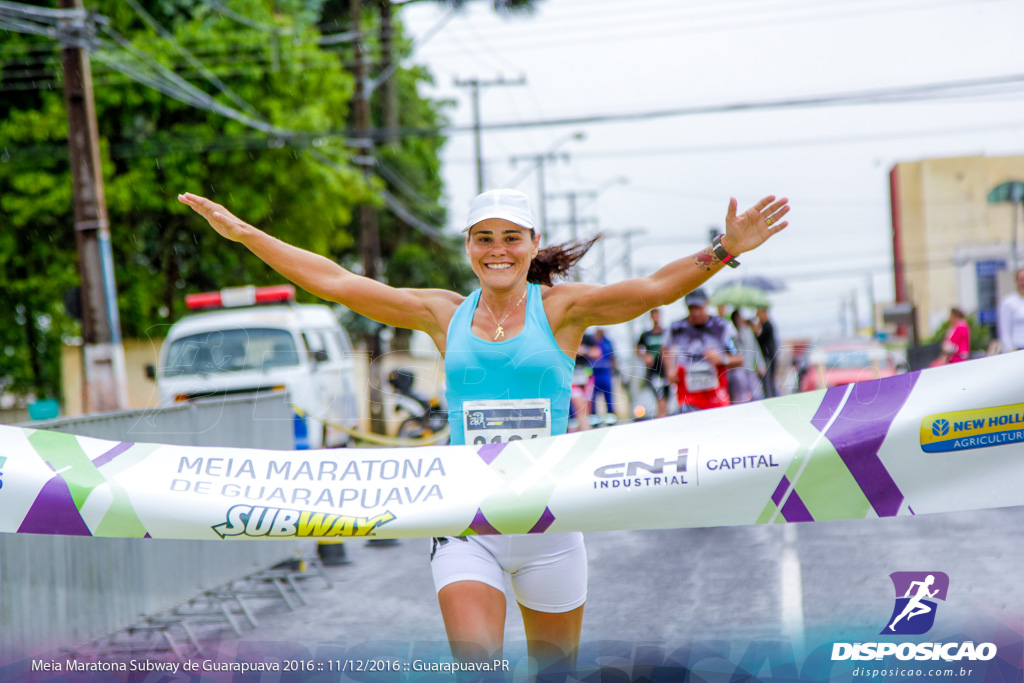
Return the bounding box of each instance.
[481,287,527,342]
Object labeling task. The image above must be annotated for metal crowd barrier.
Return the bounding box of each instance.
[3,392,306,656]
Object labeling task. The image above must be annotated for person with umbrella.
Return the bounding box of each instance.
[711,280,781,398]
[728,309,766,403]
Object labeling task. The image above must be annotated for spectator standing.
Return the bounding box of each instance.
[939,307,971,364]
[637,309,670,417]
[754,306,780,397]
[665,289,742,412]
[569,333,596,431]
[998,267,1024,353]
[588,328,617,425]
[728,310,766,403]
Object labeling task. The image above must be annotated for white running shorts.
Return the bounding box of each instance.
[430,532,587,613]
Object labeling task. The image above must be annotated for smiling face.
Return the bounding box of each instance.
[465,219,540,290]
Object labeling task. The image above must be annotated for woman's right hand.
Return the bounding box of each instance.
[178,192,251,243]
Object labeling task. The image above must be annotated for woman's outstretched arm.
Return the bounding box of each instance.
[178,193,461,336]
[555,195,790,328]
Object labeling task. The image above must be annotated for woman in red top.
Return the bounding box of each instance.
[941,307,971,364]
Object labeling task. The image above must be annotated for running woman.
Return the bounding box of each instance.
[179,187,790,675]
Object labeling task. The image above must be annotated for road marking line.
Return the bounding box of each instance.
[781,524,806,655]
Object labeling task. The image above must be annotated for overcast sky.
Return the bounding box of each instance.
[398,0,1024,345]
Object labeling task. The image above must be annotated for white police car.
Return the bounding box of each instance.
[153,285,359,448]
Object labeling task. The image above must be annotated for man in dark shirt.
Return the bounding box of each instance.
[637,308,670,417]
[755,306,779,398]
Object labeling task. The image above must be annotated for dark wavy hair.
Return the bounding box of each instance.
[527,234,602,286]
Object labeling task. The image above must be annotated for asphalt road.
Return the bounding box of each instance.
[196,505,1024,678]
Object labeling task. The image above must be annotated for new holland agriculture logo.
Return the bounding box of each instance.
[920,402,1024,453]
[212,505,396,538]
[831,572,997,663]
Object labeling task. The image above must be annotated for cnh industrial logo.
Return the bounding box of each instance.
[831,572,997,662]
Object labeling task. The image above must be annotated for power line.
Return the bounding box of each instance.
[425,73,1024,135]
[194,0,293,35]
[7,73,1024,152]
[439,117,1024,167]
[417,0,1006,54]
[91,28,287,137]
[122,0,262,118]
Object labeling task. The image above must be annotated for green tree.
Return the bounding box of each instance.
[0,0,466,401]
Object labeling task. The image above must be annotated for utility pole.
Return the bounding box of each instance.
[867,274,877,337]
[454,75,526,194]
[377,0,399,148]
[351,0,386,434]
[850,288,860,336]
[605,228,646,406]
[508,151,566,245]
[507,132,585,245]
[59,0,127,413]
[547,190,597,243]
[548,215,597,281]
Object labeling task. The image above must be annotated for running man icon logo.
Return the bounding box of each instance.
[931,419,950,437]
[881,572,950,635]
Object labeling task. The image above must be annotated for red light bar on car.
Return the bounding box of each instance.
[185,285,296,311]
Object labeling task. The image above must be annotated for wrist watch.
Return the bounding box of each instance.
[712,234,740,268]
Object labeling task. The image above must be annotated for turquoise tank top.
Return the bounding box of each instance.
[445,283,575,445]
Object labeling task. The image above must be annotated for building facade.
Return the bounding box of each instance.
[890,152,1024,339]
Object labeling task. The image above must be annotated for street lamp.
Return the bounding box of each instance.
[508,131,587,243]
[547,176,629,244]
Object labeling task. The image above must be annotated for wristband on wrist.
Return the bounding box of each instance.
[712,234,740,268]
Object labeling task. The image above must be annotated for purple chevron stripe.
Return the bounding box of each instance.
[781,489,814,523]
[811,386,847,432]
[772,476,790,506]
[17,477,92,536]
[823,372,920,518]
[477,443,506,465]
[527,507,556,534]
[468,509,500,535]
[92,441,133,468]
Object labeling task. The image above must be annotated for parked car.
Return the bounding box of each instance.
[798,339,903,392]
[151,285,359,448]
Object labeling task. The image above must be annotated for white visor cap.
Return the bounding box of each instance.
[464,189,537,232]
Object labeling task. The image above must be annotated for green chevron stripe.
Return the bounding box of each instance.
[27,431,152,537]
[28,430,106,508]
[764,397,870,521]
[476,430,610,533]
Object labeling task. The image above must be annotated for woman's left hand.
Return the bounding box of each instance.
[720,195,790,256]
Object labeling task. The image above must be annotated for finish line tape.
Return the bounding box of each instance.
[2,352,1022,541]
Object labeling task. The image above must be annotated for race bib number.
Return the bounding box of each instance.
[684,360,719,393]
[463,398,551,445]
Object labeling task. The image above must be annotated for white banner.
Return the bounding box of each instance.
[2,352,1023,541]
